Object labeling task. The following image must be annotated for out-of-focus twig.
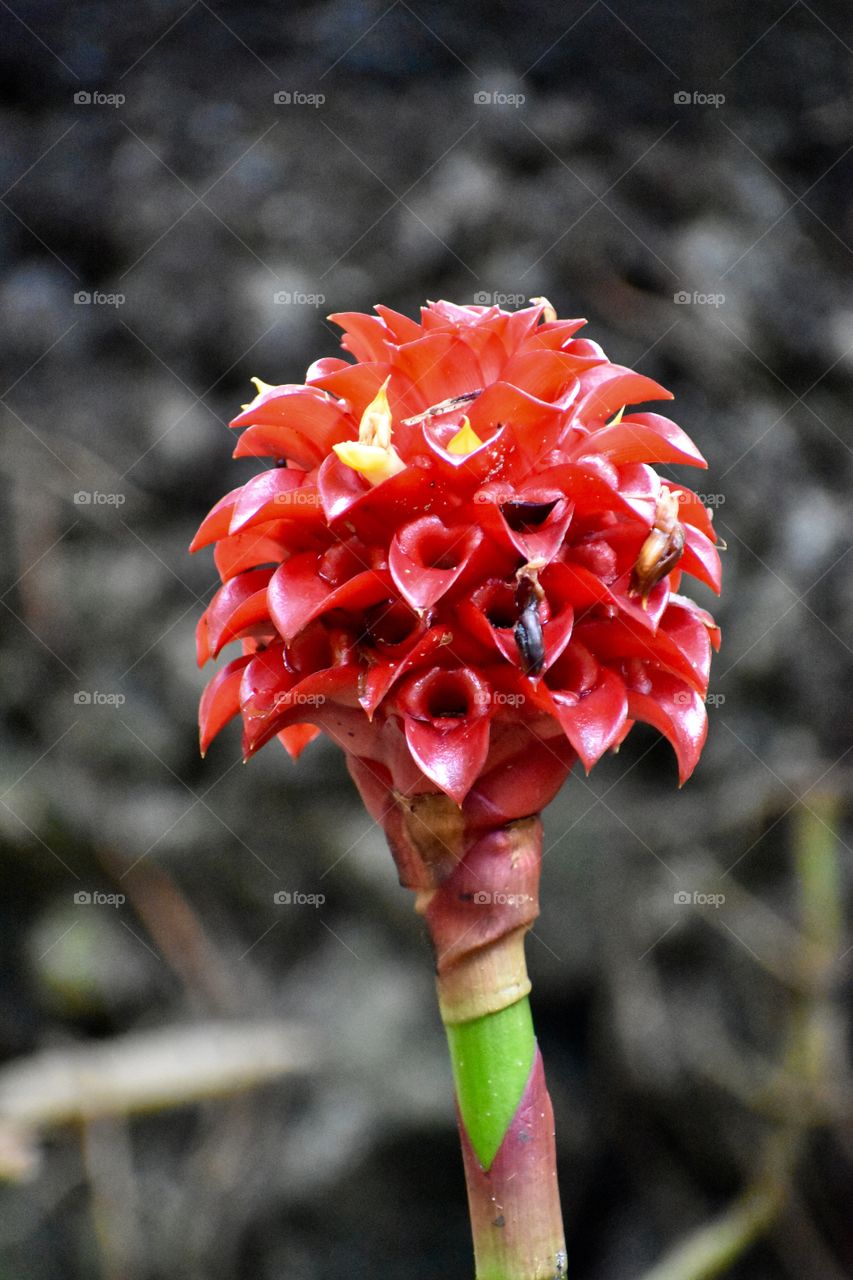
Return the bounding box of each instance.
[0,1018,316,1180]
[81,1114,140,1280]
[637,796,847,1280]
[96,845,242,1014]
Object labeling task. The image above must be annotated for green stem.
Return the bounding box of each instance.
[446,997,536,1170]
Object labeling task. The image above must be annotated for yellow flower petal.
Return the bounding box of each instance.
[241,377,276,411]
[446,418,483,456]
[333,440,405,485]
[529,296,557,324]
[358,376,393,449]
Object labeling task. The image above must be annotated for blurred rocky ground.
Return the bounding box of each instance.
[0,2,851,1277]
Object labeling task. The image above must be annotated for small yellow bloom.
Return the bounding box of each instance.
[529,296,557,324]
[333,378,405,485]
[446,418,483,456]
[240,376,276,411]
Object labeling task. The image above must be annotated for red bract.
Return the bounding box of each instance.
[193,300,720,809]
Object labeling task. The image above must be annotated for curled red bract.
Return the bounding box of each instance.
[193,300,721,803]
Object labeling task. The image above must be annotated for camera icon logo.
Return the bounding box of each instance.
[74,291,92,305]
[673,290,691,304]
[273,890,292,905]
[473,291,492,304]
[473,91,492,104]
[74,890,92,904]
[673,890,692,905]
[473,891,492,905]
[73,691,92,705]
[73,491,92,504]
[273,291,292,304]
[74,91,92,105]
[673,91,691,105]
[273,91,292,104]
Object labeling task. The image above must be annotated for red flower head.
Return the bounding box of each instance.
[193,300,720,823]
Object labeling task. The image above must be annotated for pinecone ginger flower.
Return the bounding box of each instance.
[194,298,720,806]
[192,299,721,1279]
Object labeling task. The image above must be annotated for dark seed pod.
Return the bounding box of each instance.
[629,524,685,604]
[628,488,685,607]
[514,577,545,676]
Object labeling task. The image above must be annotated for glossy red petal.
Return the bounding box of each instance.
[199,655,252,755]
[659,598,713,689]
[394,332,484,410]
[471,488,574,565]
[277,724,322,758]
[232,424,325,469]
[626,672,708,784]
[680,523,723,594]
[585,419,707,468]
[328,312,392,364]
[229,469,322,534]
[667,485,717,540]
[373,304,423,343]
[613,462,660,523]
[360,626,453,718]
[389,517,483,611]
[500,349,598,401]
[574,364,674,423]
[549,666,629,771]
[190,486,242,552]
[468,730,577,825]
[309,361,391,414]
[317,452,448,535]
[267,553,391,642]
[613,413,707,468]
[229,385,351,452]
[468,382,567,471]
[197,569,275,665]
[575,615,707,692]
[213,523,296,581]
[529,462,636,520]
[404,716,491,806]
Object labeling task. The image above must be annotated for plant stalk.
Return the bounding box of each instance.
[392,794,567,1280]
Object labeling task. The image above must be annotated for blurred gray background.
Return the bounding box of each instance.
[1,2,852,1277]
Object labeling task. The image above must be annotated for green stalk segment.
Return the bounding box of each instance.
[445,996,536,1170]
